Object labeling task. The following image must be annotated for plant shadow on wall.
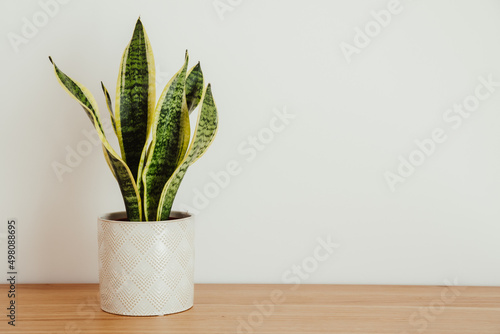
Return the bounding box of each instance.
[49,18,219,317]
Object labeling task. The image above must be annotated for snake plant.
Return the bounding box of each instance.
[49,18,218,221]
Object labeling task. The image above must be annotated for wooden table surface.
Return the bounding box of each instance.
[1,284,499,333]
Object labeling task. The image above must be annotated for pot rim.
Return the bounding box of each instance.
[98,211,192,224]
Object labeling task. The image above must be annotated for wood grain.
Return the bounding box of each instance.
[1,284,499,333]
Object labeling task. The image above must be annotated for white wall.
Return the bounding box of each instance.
[1,0,499,286]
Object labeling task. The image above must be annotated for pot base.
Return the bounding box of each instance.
[100,304,194,317]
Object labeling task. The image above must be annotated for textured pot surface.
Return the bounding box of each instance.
[97,211,194,316]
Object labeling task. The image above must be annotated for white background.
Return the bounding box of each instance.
[1,0,499,285]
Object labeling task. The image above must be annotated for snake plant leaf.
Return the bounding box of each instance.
[185,62,204,114]
[102,147,142,220]
[135,137,151,208]
[142,53,190,221]
[157,84,218,221]
[49,57,142,221]
[115,18,156,181]
[101,82,117,134]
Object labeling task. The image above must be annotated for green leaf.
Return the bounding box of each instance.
[185,62,204,114]
[135,137,151,210]
[157,84,218,221]
[141,53,190,221]
[49,57,142,221]
[102,147,142,220]
[100,82,117,135]
[115,18,155,181]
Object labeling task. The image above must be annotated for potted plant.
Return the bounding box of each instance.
[49,18,218,316]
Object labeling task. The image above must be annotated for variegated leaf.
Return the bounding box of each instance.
[101,82,117,134]
[115,18,155,180]
[49,57,142,221]
[185,62,204,114]
[157,84,218,220]
[141,52,190,221]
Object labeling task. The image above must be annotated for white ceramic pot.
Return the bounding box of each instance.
[97,211,194,316]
